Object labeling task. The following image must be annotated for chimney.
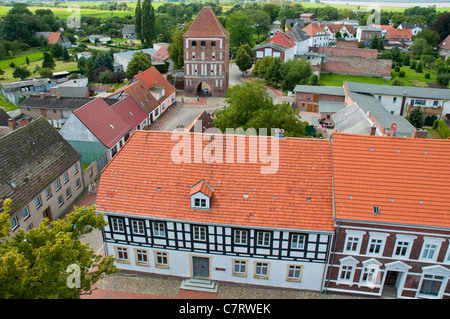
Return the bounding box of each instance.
[412,128,427,139]
[40,92,45,99]
[8,118,15,131]
[274,128,285,139]
[370,124,376,136]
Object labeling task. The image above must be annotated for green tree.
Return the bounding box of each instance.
[248,10,271,39]
[279,59,313,92]
[407,107,424,128]
[62,46,70,61]
[226,12,254,49]
[25,56,30,65]
[414,28,441,47]
[77,56,87,71]
[42,52,55,69]
[141,0,156,48]
[125,51,152,79]
[415,61,423,73]
[213,81,307,137]
[266,57,282,85]
[167,22,191,70]
[135,0,142,42]
[39,67,53,78]
[436,72,450,87]
[12,66,30,80]
[235,45,252,74]
[51,43,63,59]
[262,3,280,23]
[0,202,118,299]
[403,54,411,66]
[410,38,430,57]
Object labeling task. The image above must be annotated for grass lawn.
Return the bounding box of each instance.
[425,127,442,139]
[319,74,388,87]
[0,49,45,70]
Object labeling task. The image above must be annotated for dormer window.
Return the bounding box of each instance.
[190,180,214,210]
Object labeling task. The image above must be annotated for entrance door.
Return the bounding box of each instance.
[192,257,210,278]
[382,271,400,298]
[43,207,52,221]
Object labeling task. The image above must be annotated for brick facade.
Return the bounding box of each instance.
[183,7,229,97]
[295,92,345,112]
[321,56,392,78]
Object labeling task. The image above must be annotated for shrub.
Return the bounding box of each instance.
[425,73,430,79]
[399,71,405,77]
[433,120,450,139]
[425,115,438,126]
[395,66,400,72]
[397,62,402,67]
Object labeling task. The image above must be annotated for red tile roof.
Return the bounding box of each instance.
[110,96,148,129]
[73,97,130,148]
[96,131,334,232]
[386,28,413,40]
[332,133,450,228]
[268,32,296,48]
[183,6,229,38]
[438,34,450,50]
[131,66,176,103]
[46,32,61,44]
[111,81,159,114]
[153,45,169,61]
[302,23,326,36]
[190,180,214,197]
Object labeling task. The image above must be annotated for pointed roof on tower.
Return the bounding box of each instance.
[183,6,229,38]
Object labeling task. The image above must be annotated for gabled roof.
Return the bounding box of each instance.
[111,81,160,114]
[302,23,326,36]
[386,28,413,39]
[268,32,296,48]
[19,96,92,110]
[438,34,450,50]
[0,117,81,214]
[130,66,176,102]
[254,42,288,52]
[332,133,450,228]
[190,180,214,198]
[96,131,334,232]
[110,96,148,129]
[152,44,169,61]
[183,6,229,38]
[122,24,135,35]
[73,97,130,148]
[47,32,61,44]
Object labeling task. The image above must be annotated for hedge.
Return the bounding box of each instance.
[432,120,450,139]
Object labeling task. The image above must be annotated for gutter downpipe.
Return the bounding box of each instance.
[321,132,339,295]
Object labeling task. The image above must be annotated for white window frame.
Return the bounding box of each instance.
[73,163,79,175]
[254,262,270,279]
[232,259,247,277]
[359,259,382,289]
[287,265,303,282]
[22,206,30,220]
[419,237,445,263]
[10,216,18,230]
[193,226,206,241]
[291,233,306,249]
[131,220,145,235]
[256,231,271,247]
[63,171,69,184]
[134,248,149,266]
[57,195,64,207]
[392,234,417,259]
[154,251,169,268]
[111,218,125,233]
[153,222,166,237]
[115,246,129,263]
[443,239,450,264]
[366,232,389,257]
[54,178,61,191]
[337,256,358,285]
[65,187,71,199]
[45,186,52,200]
[35,195,42,209]
[343,230,365,254]
[234,229,248,245]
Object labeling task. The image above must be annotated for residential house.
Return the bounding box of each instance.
[113,48,156,72]
[122,24,136,43]
[129,66,177,116]
[96,130,335,292]
[302,23,329,47]
[321,23,356,42]
[59,97,132,164]
[1,78,59,105]
[437,34,450,61]
[332,90,421,138]
[0,117,84,234]
[300,13,316,22]
[356,26,382,45]
[185,110,215,133]
[285,27,310,57]
[284,18,304,31]
[152,44,169,64]
[293,85,346,112]
[385,28,413,48]
[370,24,394,37]
[398,23,427,36]
[254,32,296,62]
[18,95,93,128]
[325,133,450,299]
[35,31,71,49]
[344,81,450,119]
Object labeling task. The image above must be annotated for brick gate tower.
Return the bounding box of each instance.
[182,6,229,97]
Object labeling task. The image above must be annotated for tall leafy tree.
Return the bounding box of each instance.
[141,0,156,48]
[280,58,313,91]
[135,0,142,42]
[42,52,55,69]
[235,45,252,75]
[407,107,424,128]
[12,66,30,80]
[226,12,254,49]
[167,22,191,70]
[0,202,118,299]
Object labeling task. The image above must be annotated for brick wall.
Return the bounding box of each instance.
[321,56,392,78]
[318,46,378,59]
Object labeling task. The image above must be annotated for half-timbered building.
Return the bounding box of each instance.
[96,130,334,291]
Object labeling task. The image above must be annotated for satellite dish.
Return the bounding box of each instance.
[391,123,397,135]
